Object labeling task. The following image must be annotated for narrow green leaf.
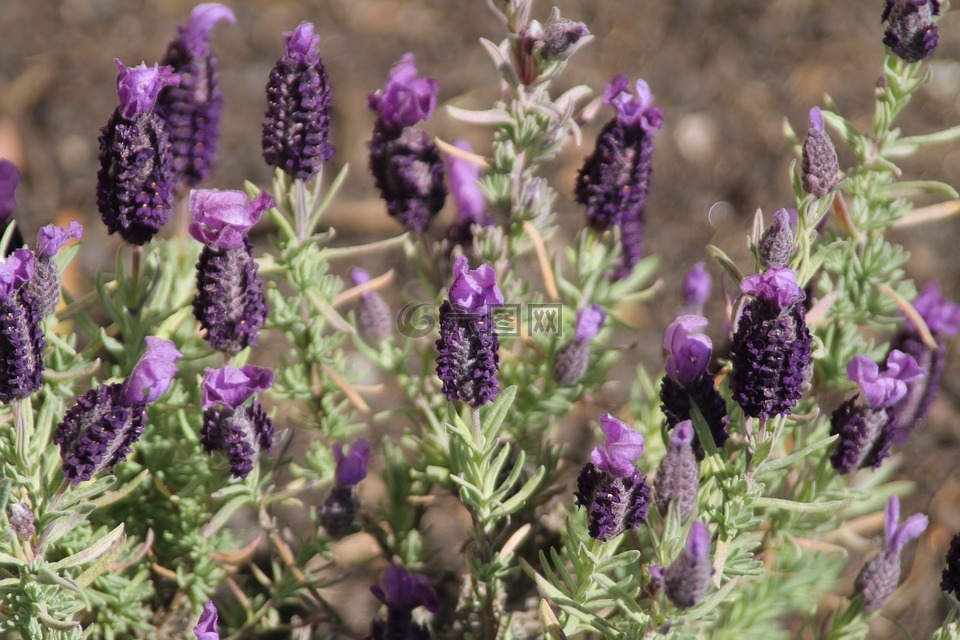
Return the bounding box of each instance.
[706,244,743,285]
[493,465,546,518]
[49,523,125,571]
[754,496,851,514]
[757,435,838,474]
[481,385,517,440]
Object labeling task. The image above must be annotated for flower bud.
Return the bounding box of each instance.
[351,268,392,342]
[654,421,699,519]
[664,522,712,609]
[854,497,927,612]
[552,305,605,385]
[801,108,839,199]
[758,209,795,269]
[26,221,83,318]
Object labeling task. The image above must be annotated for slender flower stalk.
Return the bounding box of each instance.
[97,61,180,245]
[157,3,236,187]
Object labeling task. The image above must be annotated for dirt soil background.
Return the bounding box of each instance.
[2,0,960,637]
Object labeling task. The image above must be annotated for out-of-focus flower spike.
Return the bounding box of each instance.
[664,521,712,609]
[854,496,927,612]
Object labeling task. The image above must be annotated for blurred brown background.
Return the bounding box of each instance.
[2,0,959,636]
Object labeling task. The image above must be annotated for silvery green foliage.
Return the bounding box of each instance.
[2,1,960,638]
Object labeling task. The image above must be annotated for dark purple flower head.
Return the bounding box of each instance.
[574,304,606,342]
[942,531,960,598]
[682,262,711,313]
[115,60,180,119]
[801,107,839,198]
[371,564,441,614]
[654,420,699,519]
[193,600,220,640]
[740,267,806,310]
[35,221,82,260]
[664,315,712,385]
[660,374,730,459]
[333,438,371,487]
[262,21,334,179]
[0,160,19,220]
[829,397,897,474]
[448,255,503,314]
[189,189,274,250]
[201,365,274,410]
[0,249,35,301]
[664,521,712,609]
[368,54,440,131]
[589,413,645,477]
[847,351,923,410]
[758,208,795,269]
[602,75,663,133]
[181,4,235,57]
[911,281,960,338]
[883,0,941,63]
[575,461,649,541]
[284,21,321,66]
[854,496,927,612]
[445,139,491,229]
[120,337,183,406]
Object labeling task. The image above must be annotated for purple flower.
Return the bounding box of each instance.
[883,0,941,63]
[681,262,711,314]
[321,438,371,538]
[0,249,44,404]
[189,189,274,251]
[758,208,795,269]
[854,496,927,612]
[98,61,179,245]
[121,337,183,405]
[262,21,334,180]
[589,414,645,477]
[368,564,439,639]
[801,107,839,199]
[27,221,83,318]
[446,139,492,230]
[448,255,504,314]
[157,3,236,187]
[847,351,923,410]
[0,160,19,220]
[34,221,82,260]
[333,439,371,487]
[910,281,960,337]
[200,365,274,479]
[942,531,960,598]
[55,337,180,483]
[663,315,712,386]
[664,521,712,609]
[367,54,440,131]
[602,75,663,133]
[654,420,699,519]
[193,601,220,640]
[739,267,806,310]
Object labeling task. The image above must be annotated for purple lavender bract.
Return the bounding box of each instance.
[730,267,812,419]
[0,249,44,404]
[200,365,275,479]
[368,564,440,640]
[854,497,927,612]
[97,61,179,245]
[157,3,235,187]
[681,262,711,315]
[883,0,941,63]
[191,189,273,355]
[194,600,220,640]
[575,75,662,279]
[262,22,334,180]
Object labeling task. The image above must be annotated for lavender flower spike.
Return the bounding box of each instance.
[368,55,446,233]
[368,564,440,640]
[664,521,712,609]
[681,262,711,315]
[262,21,334,180]
[654,420,700,519]
[367,54,440,132]
[854,496,927,612]
[731,266,812,419]
[351,268,392,342]
[55,337,182,484]
[575,414,650,541]
[436,256,502,408]
[942,531,960,598]
[157,3,236,187]
[0,249,44,404]
[192,189,272,355]
[801,107,839,199]
[553,304,605,385]
[27,221,83,318]
[883,0,941,63]
[194,601,220,640]
[200,365,274,479]
[97,61,179,245]
[320,439,371,538]
[758,208,795,269]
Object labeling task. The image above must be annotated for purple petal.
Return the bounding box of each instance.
[682,262,711,309]
[686,521,710,559]
[373,564,439,613]
[590,413,644,476]
[891,513,928,555]
[885,496,900,551]
[0,248,35,301]
[201,365,274,409]
[333,438,371,487]
[35,221,83,260]
[740,267,805,309]
[671,420,695,447]
[350,267,371,286]
[911,281,960,338]
[188,189,274,250]
[601,75,662,131]
[120,337,183,406]
[115,60,179,119]
[448,255,503,313]
[284,22,321,66]
[808,107,824,133]
[885,350,924,383]
[663,315,712,385]
[368,54,440,129]
[193,600,220,640]
[445,139,490,227]
[574,304,606,342]
[0,159,20,219]
[182,4,235,56]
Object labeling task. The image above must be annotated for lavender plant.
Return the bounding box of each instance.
[1,1,960,638]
